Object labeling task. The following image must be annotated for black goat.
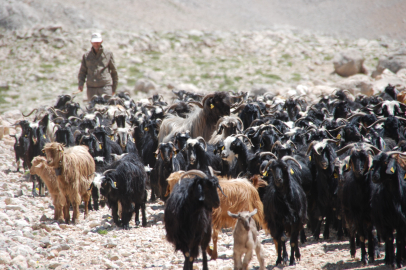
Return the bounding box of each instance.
[185,137,223,175]
[164,169,223,270]
[151,142,186,200]
[306,139,340,240]
[370,151,406,268]
[262,156,307,265]
[100,153,147,229]
[336,143,381,264]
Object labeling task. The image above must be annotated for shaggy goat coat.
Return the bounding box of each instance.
[44,143,95,224]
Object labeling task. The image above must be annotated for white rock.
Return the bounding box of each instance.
[48,262,61,269]
[105,238,118,248]
[88,220,100,228]
[104,258,119,269]
[14,219,30,227]
[0,251,11,265]
[333,49,367,77]
[11,255,27,269]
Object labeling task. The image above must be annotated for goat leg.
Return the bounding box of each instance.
[31,175,38,197]
[385,232,395,267]
[141,202,147,227]
[368,228,380,262]
[359,234,368,265]
[255,242,266,270]
[202,248,209,270]
[313,217,322,240]
[349,234,356,258]
[336,217,344,241]
[396,230,404,268]
[275,238,283,265]
[289,231,299,265]
[242,248,253,269]
[210,229,219,260]
[323,212,332,240]
[282,239,288,265]
[300,229,306,244]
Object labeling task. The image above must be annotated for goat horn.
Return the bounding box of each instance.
[367,118,387,129]
[270,141,283,153]
[68,116,82,121]
[233,134,254,147]
[22,108,38,117]
[321,108,332,116]
[231,104,246,114]
[281,156,302,169]
[73,130,82,139]
[180,170,208,180]
[259,152,278,159]
[286,140,297,150]
[103,169,116,175]
[385,151,406,158]
[195,136,207,151]
[165,104,179,112]
[347,113,366,121]
[52,117,65,122]
[336,143,358,156]
[53,124,61,132]
[262,159,276,174]
[188,101,203,109]
[306,141,318,155]
[328,125,347,132]
[395,116,406,122]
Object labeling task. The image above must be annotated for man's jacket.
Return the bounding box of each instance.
[78,46,118,92]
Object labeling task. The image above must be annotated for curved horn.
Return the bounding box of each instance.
[347,113,366,121]
[336,143,358,156]
[52,117,65,122]
[234,134,254,147]
[180,170,208,180]
[395,116,406,122]
[281,156,302,169]
[385,151,406,158]
[22,108,38,117]
[367,118,387,129]
[201,93,216,108]
[328,125,347,132]
[286,140,297,150]
[270,141,283,153]
[195,136,207,151]
[188,101,204,109]
[68,116,82,121]
[231,104,246,114]
[259,152,278,159]
[52,124,61,132]
[103,169,116,175]
[165,103,179,113]
[306,141,318,155]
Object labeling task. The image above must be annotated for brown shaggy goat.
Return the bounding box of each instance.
[30,156,66,222]
[165,173,265,260]
[43,142,95,224]
[158,92,231,143]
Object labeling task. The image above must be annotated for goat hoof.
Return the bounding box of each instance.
[289,261,296,266]
[32,190,38,197]
[375,251,381,258]
[135,221,140,226]
[142,222,147,227]
[123,225,130,230]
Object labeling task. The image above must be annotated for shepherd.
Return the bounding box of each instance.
[78,32,118,100]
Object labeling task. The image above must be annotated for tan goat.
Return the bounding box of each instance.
[30,156,66,222]
[228,209,265,270]
[165,172,266,260]
[43,142,95,224]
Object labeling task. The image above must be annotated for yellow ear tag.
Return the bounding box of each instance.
[404,173,406,179]
[99,144,102,149]
[221,146,225,151]
[260,143,262,147]
[309,156,311,161]
[210,104,214,109]
[154,153,157,158]
[334,173,338,178]
[144,127,149,131]
[337,134,341,139]
[133,138,135,143]
[290,168,294,175]
[345,164,349,170]
[390,167,395,173]
[109,135,114,140]
[114,182,117,187]
[43,135,46,139]
[263,171,268,177]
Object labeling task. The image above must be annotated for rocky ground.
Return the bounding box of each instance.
[0,118,395,270]
[2,8,406,270]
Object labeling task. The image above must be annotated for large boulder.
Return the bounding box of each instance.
[333,49,367,77]
[372,47,406,78]
[134,79,157,93]
[334,74,372,96]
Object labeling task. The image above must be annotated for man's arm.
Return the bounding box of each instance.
[78,54,87,91]
[109,52,118,94]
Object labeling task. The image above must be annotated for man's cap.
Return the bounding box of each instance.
[91,33,102,43]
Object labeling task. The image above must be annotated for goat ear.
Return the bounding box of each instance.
[249,208,257,217]
[109,179,118,189]
[227,211,238,219]
[35,163,42,168]
[154,149,160,159]
[58,145,64,152]
[386,158,397,174]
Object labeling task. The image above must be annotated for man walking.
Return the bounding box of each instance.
[78,33,118,100]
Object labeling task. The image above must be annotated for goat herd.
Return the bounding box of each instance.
[9,86,406,269]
